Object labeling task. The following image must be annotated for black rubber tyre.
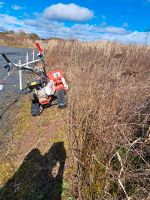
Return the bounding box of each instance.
[31,101,40,116]
[56,89,67,109]
[31,92,40,116]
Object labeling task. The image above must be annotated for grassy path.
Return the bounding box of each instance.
[0,96,72,199]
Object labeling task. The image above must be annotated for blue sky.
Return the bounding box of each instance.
[0,0,150,43]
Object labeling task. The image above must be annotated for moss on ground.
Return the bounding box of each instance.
[0,162,14,186]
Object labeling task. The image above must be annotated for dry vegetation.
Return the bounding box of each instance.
[0,38,149,199]
[0,97,70,199]
[44,40,150,199]
[0,31,39,47]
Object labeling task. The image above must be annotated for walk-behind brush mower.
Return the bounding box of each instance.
[2,43,68,116]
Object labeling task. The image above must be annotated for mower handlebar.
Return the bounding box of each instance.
[2,54,12,64]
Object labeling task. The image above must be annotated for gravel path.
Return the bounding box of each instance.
[0,46,36,116]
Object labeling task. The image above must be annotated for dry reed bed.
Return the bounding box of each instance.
[45,40,150,200]
[0,32,39,47]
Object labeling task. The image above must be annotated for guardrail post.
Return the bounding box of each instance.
[33,49,35,61]
[26,52,29,67]
[18,60,22,91]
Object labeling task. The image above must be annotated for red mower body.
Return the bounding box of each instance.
[39,69,67,105]
[39,96,52,105]
[47,69,65,91]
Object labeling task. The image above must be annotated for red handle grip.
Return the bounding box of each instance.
[35,42,43,54]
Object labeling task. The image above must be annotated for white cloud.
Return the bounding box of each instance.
[0,14,23,26]
[24,17,150,44]
[44,3,94,21]
[0,13,149,44]
[0,2,4,8]
[0,14,37,34]
[101,26,128,34]
[0,25,6,32]
[12,5,23,11]
[120,31,150,44]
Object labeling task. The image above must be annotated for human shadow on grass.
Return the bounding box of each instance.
[0,142,67,200]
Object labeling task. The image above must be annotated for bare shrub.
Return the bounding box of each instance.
[45,40,150,199]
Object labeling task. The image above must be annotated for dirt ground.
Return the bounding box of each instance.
[0,95,72,200]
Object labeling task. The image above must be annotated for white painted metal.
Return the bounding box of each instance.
[1,48,43,91]
[26,52,29,67]
[13,50,43,90]
[18,60,23,91]
[15,58,41,68]
[0,84,3,91]
[33,49,35,61]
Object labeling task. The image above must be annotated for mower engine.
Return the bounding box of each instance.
[27,79,44,90]
[27,78,51,102]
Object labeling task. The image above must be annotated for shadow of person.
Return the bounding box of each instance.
[0,142,67,200]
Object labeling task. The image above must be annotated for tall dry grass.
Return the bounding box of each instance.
[45,40,150,200]
[0,31,39,47]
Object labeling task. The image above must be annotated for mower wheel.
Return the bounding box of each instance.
[31,100,40,116]
[56,89,67,109]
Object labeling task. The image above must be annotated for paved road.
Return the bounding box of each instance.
[0,46,36,116]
